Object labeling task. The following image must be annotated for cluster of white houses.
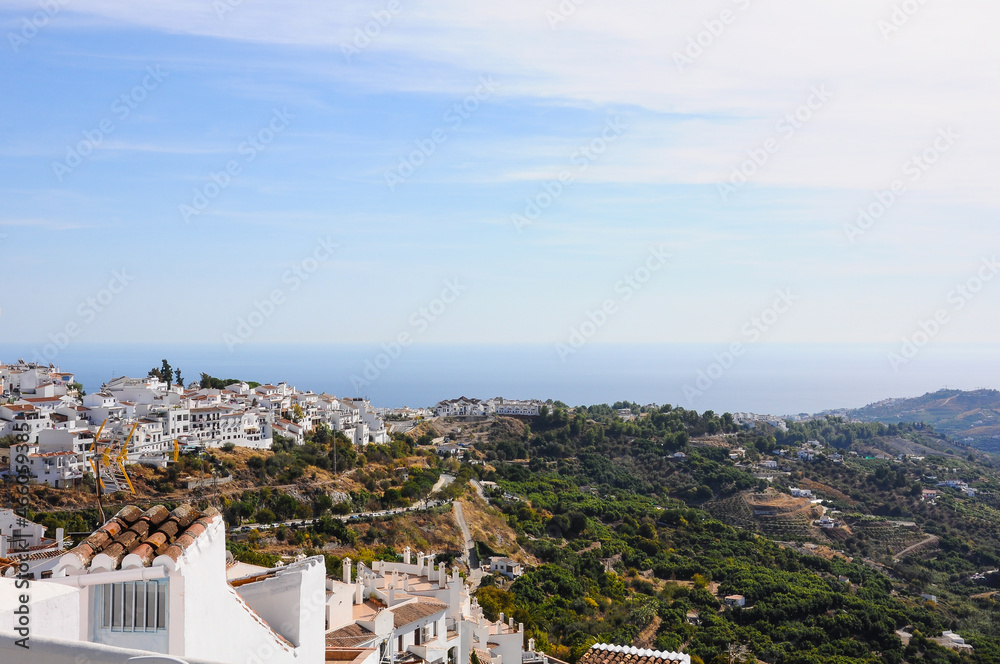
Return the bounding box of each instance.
[433,397,546,418]
[0,361,390,489]
[0,506,581,664]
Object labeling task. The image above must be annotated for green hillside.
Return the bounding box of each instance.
[473,405,1000,664]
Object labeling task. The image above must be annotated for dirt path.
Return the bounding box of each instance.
[634,615,662,649]
[893,535,940,561]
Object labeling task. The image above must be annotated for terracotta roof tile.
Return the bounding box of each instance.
[577,644,689,664]
[326,623,377,648]
[64,504,221,571]
[390,598,448,628]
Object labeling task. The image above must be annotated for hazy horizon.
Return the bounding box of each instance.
[5,342,997,416]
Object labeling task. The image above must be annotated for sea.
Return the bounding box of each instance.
[2,342,998,416]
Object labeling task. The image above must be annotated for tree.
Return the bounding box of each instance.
[313,493,334,515]
[175,368,183,387]
[149,359,173,386]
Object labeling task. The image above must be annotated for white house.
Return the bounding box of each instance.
[26,450,87,489]
[491,399,543,417]
[487,557,523,580]
[0,504,327,664]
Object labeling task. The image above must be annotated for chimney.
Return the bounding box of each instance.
[404,546,411,565]
[529,638,536,652]
[343,558,352,585]
[438,563,445,588]
[519,622,524,634]
[55,527,64,548]
[509,617,514,630]
[355,580,364,604]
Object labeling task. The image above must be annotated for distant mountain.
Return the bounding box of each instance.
[834,388,1000,454]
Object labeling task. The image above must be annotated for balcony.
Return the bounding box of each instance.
[406,643,447,664]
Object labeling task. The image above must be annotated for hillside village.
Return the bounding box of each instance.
[0,359,397,489]
[3,366,1000,664]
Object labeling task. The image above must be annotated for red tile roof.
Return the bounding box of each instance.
[325,623,377,648]
[390,597,448,628]
[63,504,220,569]
[577,644,690,664]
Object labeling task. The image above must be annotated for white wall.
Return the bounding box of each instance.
[0,577,80,640]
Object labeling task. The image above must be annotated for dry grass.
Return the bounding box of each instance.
[458,494,537,566]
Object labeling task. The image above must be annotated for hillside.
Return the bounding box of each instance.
[13,404,1000,664]
[475,406,1000,664]
[834,388,1000,454]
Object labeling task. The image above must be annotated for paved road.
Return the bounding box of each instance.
[453,501,482,589]
[469,479,485,499]
[232,500,451,532]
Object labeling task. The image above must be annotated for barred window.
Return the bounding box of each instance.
[99,580,166,632]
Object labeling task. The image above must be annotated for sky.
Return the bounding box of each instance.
[1,0,998,356]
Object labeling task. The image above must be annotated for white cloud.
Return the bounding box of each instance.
[10,0,995,206]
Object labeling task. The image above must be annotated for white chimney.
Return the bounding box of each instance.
[343,557,352,585]
[404,546,411,564]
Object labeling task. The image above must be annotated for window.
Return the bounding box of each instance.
[99,580,166,632]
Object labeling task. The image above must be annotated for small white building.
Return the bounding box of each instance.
[0,504,327,664]
[487,557,523,580]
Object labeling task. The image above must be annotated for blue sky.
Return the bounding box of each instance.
[1,0,997,351]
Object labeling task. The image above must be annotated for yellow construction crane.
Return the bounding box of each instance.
[88,420,137,496]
